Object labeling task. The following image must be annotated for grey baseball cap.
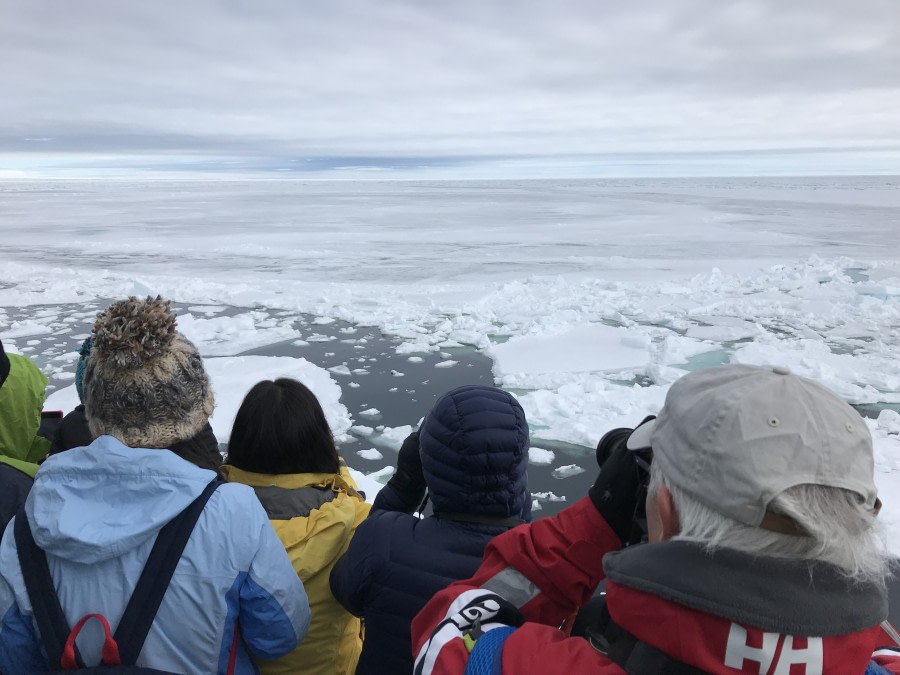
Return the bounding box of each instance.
[627,364,879,533]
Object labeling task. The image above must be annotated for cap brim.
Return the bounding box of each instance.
[626,418,656,450]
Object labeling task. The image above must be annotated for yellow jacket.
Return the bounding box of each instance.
[223,464,371,675]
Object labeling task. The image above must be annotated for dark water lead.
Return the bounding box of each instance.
[4,300,596,517]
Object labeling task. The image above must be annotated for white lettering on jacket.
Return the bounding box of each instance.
[724,623,823,674]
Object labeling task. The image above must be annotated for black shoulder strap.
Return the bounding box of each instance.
[583,598,708,674]
[15,478,221,668]
[15,507,78,668]
[435,512,526,529]
[113,479,221,664]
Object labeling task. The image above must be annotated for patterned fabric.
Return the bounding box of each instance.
[83,297,214,449]
[464,626,517,675]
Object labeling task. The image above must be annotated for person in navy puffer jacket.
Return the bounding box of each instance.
[330,384,531,675]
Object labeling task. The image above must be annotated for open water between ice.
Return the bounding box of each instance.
[5,299,597,517]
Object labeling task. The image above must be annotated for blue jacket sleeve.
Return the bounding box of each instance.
[239,509,311,660]
[0,520,48,673]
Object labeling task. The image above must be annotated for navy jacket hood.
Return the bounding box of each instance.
[419,384,531,521]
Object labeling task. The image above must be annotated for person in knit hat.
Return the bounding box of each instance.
[51,324,222,470]
[0,296,310,673]
[83,296,215,447]
[48,338,93,456]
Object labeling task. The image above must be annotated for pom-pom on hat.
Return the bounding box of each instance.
[83,296,215,449]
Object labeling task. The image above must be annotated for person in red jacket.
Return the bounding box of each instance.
[413,364,900,674]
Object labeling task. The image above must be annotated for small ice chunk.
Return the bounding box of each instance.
[366,466,395,483]
[357,448,383,460]
[552,464,586,479]
[292,339,309,346]
[348,382,361,388]
[391,370,404,377]
[379,425,414,450]
[531,491,566,502]
[328,365,352,376]
[407,356,424,363]
[312,317,335,325]
[434,360,457,369]
[351,425,375,436]
[529,447,556,465]
[359,408,381,417]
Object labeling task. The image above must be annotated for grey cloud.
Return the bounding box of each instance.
[0,0,898,168]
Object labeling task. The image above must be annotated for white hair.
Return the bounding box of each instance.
[648,462,892,585]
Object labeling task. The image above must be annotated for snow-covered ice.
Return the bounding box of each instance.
[3,177,900,542]
[552,464,586,479]
[529,447,556,465]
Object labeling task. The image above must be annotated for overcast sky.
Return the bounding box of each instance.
[2,0,898,177]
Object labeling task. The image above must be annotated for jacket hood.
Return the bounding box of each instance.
[0,353,49,464]
[27,435,218,564]
[419,385,530,521]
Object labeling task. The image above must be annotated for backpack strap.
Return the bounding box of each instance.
[14,506,82,668]
[113,478,222,664]
[581,596,706,674]
[435,512,526,529]
[14,478,221,668]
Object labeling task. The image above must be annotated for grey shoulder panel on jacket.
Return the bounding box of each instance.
[253,485,338,520]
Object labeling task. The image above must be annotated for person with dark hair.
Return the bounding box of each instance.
[330,384,532,675]
[223,377,370,675]
[0,297,309,673]
[48,337,94,455]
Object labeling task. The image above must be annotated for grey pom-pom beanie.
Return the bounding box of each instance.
[83,296,215,449]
